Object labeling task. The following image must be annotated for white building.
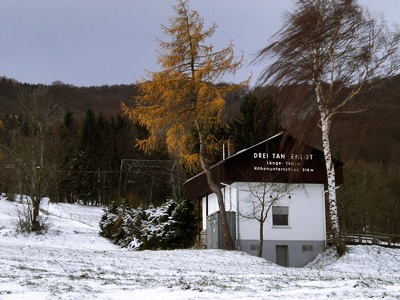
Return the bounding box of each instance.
[185,132,344,267]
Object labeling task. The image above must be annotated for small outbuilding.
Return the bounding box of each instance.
[185,132,344,267]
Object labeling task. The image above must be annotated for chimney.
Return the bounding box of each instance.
[228,138,235,157]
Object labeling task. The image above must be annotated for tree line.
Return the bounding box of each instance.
[0,103,173,207]
[0,74,399,237]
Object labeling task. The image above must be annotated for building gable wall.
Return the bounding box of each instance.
[224,134,342,185]
[202,182,325,241]
[235,182,325,241]
[201,182,326,267]
[185,133,343,201]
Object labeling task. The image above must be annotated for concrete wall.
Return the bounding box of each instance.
[239,239,325,267]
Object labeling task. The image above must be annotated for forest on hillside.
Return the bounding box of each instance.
[0,74,399,235]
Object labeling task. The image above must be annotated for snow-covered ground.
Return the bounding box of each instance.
[0,196,399,300]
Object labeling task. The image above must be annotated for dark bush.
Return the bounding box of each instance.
[99,199,197,250]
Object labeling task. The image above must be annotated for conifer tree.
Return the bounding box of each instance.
[123,0,245,250]
[73,109,102,203]
[56,110,79,203]
[230,90,281,151]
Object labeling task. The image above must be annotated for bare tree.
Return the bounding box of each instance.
[238,181,295,257]
[253,0,400,255]
[2,89,59,232]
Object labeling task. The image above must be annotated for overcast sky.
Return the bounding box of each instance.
[0,0,399,87]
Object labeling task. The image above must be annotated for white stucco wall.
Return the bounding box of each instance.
[201,185,239,230]
[202,182,326,242]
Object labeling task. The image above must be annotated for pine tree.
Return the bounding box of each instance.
[230,90,281,151]
[56,110,79,203]
[167,199,197,248]
[73,109,102,203]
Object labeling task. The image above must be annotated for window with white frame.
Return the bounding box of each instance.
[272,206,289,226]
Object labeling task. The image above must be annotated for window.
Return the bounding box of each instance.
[250,244,260,251]
[272,206,289,226]
[302,245,314,252]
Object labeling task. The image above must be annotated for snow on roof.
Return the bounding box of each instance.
[184,132,285,184]
[226,131,285,159]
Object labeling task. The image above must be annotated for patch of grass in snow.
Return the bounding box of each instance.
[190,275,258,293]
[17,264,48,273]
[48,283,75,295]
[22,280,37,287]
[0,290,12,295]
[380,278,396,286]
[68,272,91,280]
[129,273,158,287]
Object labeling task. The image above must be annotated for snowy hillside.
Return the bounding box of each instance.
[0,196,399,299]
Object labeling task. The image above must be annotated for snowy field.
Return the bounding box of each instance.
[0,196,399,300]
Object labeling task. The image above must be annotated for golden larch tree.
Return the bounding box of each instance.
[122,0,246,250]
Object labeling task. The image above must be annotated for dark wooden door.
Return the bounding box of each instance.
[276,245,288,267]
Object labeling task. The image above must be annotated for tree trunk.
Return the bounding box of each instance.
[195,120,235,250]
[317,92,346,256]
[258,220,264,257]
[31,198,41,232]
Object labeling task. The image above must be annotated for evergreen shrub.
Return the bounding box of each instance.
[100,199,197,250]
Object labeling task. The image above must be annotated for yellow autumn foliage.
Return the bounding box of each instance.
[123,0,247,172]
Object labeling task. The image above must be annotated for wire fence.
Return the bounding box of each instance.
[52,211,96,227]
[328,232,400,248]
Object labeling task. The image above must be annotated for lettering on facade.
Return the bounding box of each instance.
[253,152,315,173]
